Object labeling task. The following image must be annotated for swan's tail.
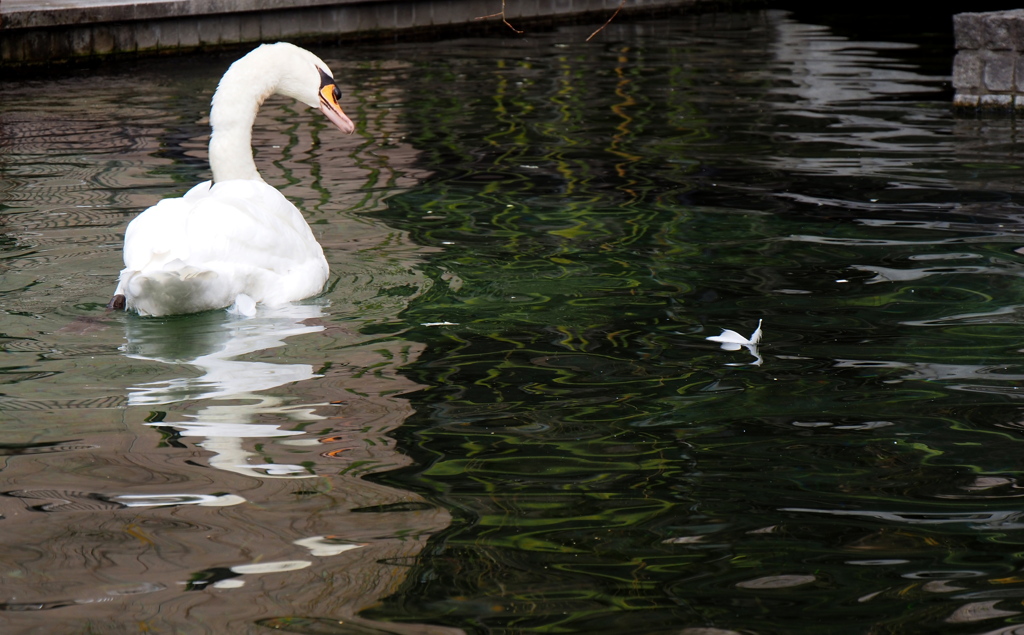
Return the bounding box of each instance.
[117,262,227,317]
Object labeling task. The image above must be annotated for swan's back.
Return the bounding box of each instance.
[117,180,328,317]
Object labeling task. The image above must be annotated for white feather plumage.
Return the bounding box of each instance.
[111,42,353,317]
[116,180,329,317]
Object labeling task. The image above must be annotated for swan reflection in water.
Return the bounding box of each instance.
[124,302,329,478]
[118,305,458,634]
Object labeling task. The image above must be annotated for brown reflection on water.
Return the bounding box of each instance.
[0,328,456,633]
[0,57,456,632]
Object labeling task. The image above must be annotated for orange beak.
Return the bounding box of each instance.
[317,68,355,134]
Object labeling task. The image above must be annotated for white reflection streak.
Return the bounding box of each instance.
[834,358,1024,383]
[765,12,947,182]
[782,507,1024,529]
[124,304,327,478]
[903,304,1024,327]
[786,234,972,247]
[851,264,996,284]
[113,493,247,507]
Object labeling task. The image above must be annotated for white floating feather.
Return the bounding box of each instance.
[707,319,764,366]
[707,320,762,346]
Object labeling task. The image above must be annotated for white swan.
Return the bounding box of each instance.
[109,42,354,317]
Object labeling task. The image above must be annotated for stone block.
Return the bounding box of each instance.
[983,12,1015,50]
[115,24,138,54]
[984,10,1024,50]
[0,33,16,64]
[553,0,574,15]
[1014,57,1024,93]
[117,23,140,54]
[30,30,55,61]
[135,21,160,52]
[953,93,980,109]
[952,51,981,91]
[222,15,244,43]
[451,0,485,24]
[377,3,397,31]
[395,2,416,29]
[70,27,94,56]
[520,0,542,20]
[981,93,1014,109]
[292,9,330,36]
[954,13,985,50]
[284,9,311,36]
[328,6,360,35]
[178,18,200,48]
[197,16,224,45]
[956,10,1024,52]
[275,13,302,37]
[154,19,180,48]
[983,50,1015,91]
[503,0,525,19]
[239,14,262,42]
[92,26,116,55]
[358,3,381,31]
[427,1,445,26]
[6,37,28,64]
[18,30,58,62]
[261,13,284,39]
[1009,11,1024,51]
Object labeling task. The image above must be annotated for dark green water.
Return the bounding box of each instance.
[4,8,1024,635]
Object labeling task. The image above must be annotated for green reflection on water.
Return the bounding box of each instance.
[353,12,1024,635]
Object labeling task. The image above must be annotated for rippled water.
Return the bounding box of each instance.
[4,9,1024,634]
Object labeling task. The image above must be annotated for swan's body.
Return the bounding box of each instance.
[110,42,354,317]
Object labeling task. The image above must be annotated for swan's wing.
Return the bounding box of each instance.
[122,197,194,271]
[182,181,325,274]
[121,180,215,271]
[124,180,323,275]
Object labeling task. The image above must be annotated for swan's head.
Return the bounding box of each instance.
[261,42,355,135]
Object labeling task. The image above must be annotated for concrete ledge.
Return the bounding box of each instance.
[1,0,367,29]
[1,0,715,67]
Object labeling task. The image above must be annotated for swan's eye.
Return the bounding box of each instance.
[332,86,342,102]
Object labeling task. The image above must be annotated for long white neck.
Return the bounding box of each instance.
[206,43,329,183]
[208,59,279,183]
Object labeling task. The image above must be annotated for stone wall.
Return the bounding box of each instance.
[1,0,706,67]
[953,9,1024,111]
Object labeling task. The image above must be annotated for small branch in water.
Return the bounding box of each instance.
[475,0,524,34]
[587,0,627,41]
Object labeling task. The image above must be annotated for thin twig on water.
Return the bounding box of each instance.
[474,0,524,34]
[586,0,627,41]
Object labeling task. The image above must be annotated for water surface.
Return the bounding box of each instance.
[3,10,1024,634]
